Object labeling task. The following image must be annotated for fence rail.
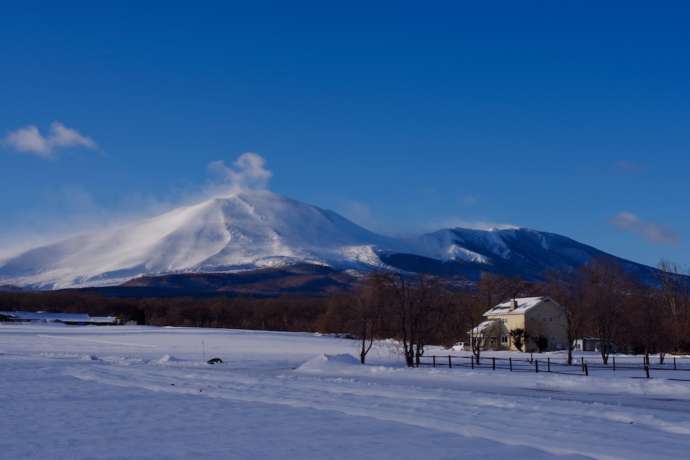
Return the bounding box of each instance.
[416,353,690,380]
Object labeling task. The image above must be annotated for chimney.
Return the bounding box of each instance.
[512,299,518,310]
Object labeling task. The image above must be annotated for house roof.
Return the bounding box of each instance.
[483,296,553,317]
[468,319,502,335]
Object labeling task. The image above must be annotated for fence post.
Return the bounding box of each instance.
[448,355,452,368]
[584,363,589,376]
[471,356,474,369]
[509,357,513,371]
[492,357,496,370]
[530,353,533,363]
[547,357,551,372]
[581,358,585,373]
[645,364,650,379]
[432,355,436,368]
[612,356,616,372]
[535,360,539,373]
[674,357,677,370]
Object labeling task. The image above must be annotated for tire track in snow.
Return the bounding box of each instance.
[64,362,690,460]
[37,334,159,348]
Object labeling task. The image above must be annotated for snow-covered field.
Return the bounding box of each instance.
[2,324,690,459]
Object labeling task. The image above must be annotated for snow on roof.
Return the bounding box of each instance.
[483,296,552,316]
[468,320,501,335]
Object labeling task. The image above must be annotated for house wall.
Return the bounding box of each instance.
[524,301,568,352]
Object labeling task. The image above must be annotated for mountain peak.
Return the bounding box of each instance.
[0,191,394,288]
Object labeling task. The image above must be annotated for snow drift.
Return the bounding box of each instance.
[297,353,361,372]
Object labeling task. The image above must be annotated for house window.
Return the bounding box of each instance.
[501,336,508,344]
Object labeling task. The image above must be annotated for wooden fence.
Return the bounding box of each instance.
[416,353,690,380]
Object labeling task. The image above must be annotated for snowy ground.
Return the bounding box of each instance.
[2,325,690,459]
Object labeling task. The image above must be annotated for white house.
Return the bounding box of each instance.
[468,297,568,352]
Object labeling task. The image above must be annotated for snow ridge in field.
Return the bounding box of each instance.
[297,353,360,371]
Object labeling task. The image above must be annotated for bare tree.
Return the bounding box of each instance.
[346,273,387,364]
[410,275,448,366]
[386,273,416,367]
[465,292,487,364]
[436,289,473,348]
[385,273,449,367]
[579,259,630,364]
[477,273,529,310]
[657,260,690,353]
[543,270,585,365]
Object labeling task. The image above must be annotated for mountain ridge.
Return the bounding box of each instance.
[0,190,669,289]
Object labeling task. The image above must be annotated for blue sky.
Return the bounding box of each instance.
[1,1,689,267]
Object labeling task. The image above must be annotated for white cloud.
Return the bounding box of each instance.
[611,211,678,244]
[4,125,50,155]
[49,122,97,150]
[208,152,272,192]
[3,121,97,157]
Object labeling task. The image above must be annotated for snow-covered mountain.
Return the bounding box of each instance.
[0,190,664,289]
[0,191,402,289]
[404,227,657,282]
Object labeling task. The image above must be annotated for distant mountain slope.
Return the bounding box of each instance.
[0,190,668,290]
[113,263,356,297]
[393,227,663,283]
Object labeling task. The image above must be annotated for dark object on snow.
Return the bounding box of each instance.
[207,357,223,364]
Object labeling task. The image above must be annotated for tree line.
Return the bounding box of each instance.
[0,292,328,333]
[317,258,690,365]
[1,258,689,366]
